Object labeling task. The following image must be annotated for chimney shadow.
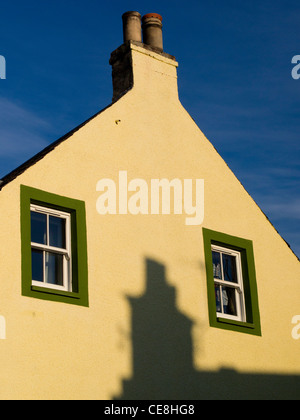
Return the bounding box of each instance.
[115,258,300,400]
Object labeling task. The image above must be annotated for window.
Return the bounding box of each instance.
[21,185,88,307]
[212,245,246,322]
[203,228,261,336]
[30,204,71,291]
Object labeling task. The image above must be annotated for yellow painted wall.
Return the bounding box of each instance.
[0,43,299,399]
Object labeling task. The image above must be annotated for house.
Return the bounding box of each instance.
[0,11,299,400]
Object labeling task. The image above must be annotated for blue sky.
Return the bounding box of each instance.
[0,0,299,257]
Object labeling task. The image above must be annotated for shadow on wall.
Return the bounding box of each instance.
[115,258,300,400]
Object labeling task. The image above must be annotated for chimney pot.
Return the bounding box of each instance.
[122,11,142,43]
[142,13,163,52]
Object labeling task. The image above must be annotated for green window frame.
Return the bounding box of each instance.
[203,228,261,336]
[20,185,89,307]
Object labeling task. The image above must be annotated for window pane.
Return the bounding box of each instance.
[221,286,237,316]
[31,212,47,244]
[32,249,43,282]
[49,216,66,249]
[215,284,222,313]
[45,252,64,286]
[222,253,238,283]
[212,251,222,279]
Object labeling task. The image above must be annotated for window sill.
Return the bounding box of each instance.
[217,317,256,330]
[31,285,81,300]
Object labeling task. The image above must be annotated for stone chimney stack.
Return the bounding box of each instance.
[109,11,178,103]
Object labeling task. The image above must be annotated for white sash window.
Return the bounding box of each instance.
[212,245,246,322]
[30,204,72,292]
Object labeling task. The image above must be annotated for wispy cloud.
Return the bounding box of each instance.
[0,97,51,176]
[260,198,300,221]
